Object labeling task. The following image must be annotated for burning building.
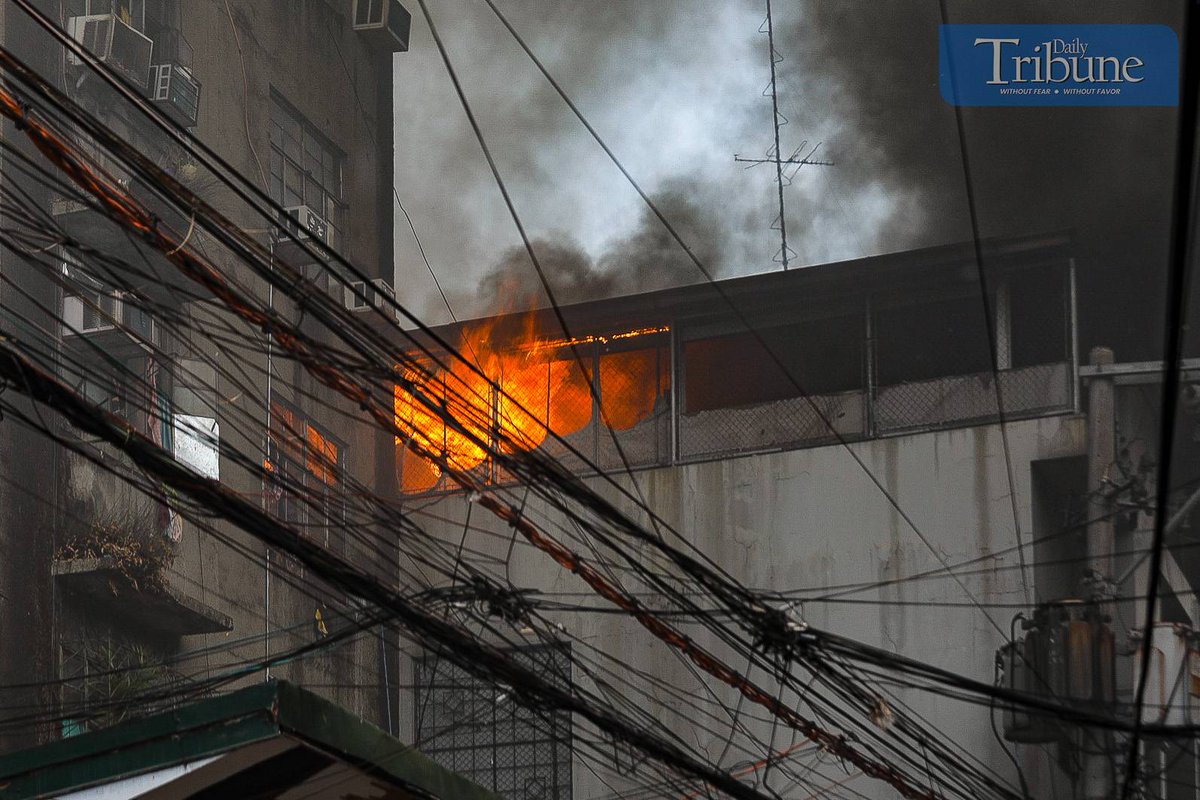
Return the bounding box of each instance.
[384,232,1099,798]
[393,232,1077,495]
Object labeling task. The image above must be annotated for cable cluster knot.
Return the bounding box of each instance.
[472,578,536,626]
[752,601,811,655]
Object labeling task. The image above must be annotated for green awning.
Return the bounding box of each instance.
[0,680,503,800]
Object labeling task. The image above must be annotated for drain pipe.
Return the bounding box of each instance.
[264,235,275,681]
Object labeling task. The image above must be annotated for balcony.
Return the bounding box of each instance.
[53,557,231,637]
[392,234,1080,495]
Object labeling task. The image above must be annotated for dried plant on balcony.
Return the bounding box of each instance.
[61,638,183,732]
[55,504,175,594]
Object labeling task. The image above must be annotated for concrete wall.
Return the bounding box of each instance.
[394,412,1087,797]
[171,0,395,726]
[0,0,66,753]
[16,0,403,735]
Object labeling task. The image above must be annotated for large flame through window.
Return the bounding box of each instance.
[394,318,670,494]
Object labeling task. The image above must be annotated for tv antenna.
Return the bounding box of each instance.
[735,0,833,270]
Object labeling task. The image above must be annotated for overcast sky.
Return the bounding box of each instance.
[392,1,1184,360]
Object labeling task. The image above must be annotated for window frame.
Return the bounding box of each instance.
[268,91,346,251]
[267,397,348,549]
[68,0,145,30]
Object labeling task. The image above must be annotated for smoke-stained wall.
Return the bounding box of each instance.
[172,0,396,725]
[0,0,401,744]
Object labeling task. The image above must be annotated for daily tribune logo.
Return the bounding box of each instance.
[939,25,1178,106]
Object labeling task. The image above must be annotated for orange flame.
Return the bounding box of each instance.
[395,315,668,493]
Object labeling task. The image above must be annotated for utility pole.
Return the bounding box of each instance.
[1086,346,1116,588]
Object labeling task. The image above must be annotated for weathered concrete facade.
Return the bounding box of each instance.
[398,413,1087,797]
[0,0,402,747]
[384,235,1096,797]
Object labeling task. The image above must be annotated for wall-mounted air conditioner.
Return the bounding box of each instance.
[67,14,154,90]
[63,290,156,341]
[151,62,201,128]
[63,290,121,335]
[345,278,395,313]
[282,204,329,244]
[351,0,411,52]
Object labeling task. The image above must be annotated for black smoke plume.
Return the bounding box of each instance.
[785,1,1184,360]
[467,180,725,312]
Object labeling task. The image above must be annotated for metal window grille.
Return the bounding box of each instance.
[268,93,345,249]
[59,637,183,734]
[414,645,572,800]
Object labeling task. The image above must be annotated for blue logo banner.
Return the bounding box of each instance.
[939,24,1178,106]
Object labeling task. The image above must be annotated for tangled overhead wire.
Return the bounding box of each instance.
[3,3,1194,799]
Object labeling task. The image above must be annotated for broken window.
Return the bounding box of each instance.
[873,265,1073,432]
[594,335,671,470]
[875,297,992,386]
[1006,266,1069,368]
[683,316,862,414]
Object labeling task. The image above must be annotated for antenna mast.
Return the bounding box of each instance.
[765,0,788,269]
[735,1,832,270]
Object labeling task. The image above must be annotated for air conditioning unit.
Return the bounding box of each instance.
[67,14,154,90]
[345,278,395,312]
[282,204,329,244]
[63,290,156,340]
[150,63,201,128]
[63,290,121,335]
[351,0,411,52]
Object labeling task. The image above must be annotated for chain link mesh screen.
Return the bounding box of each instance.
[398,263,1074,491]
[398,334,671,493]
[874,267,1073,433]
[678,314,867,460]
[414,645,572,800]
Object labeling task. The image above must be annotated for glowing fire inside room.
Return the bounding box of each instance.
[394,317,670,494]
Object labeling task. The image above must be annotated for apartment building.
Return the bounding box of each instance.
[0,0,408,751]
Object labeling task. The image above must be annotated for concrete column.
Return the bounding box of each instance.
[1083,347,1116,800]
[1086,346,1116,589]
[994,280,1012,371]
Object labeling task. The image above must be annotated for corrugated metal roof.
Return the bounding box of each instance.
[0,680,503,800]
